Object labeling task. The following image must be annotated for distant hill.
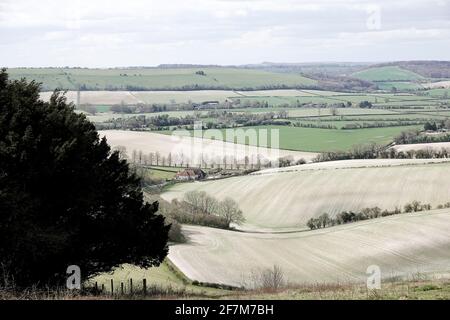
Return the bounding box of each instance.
[6,61,449,92]
[6,67,317,91]
[352,66,424,82]
[380,61,450,79]
[352,61,450,80]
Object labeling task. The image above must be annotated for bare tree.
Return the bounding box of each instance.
[331,107,339,116]
[219,197,245,226]
[249,265,285,292]
[131,150,138,164]
[201,192,219,215]
[183,191,218,215]
[148,152,154,166]
[113,145,128,160]
[184,191,202,215]
[167,152,172,167]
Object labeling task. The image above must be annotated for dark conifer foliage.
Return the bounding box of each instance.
[0,69,169,287]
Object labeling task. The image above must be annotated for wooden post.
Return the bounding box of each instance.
[130,278,133,294]
[110,279,114,295]
[143,279,147,296]
[94,282,98,292]
[121,282,124,295]
[101,284,105,293]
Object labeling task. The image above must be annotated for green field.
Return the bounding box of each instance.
[209,125,421,152]
[352,66,425,82]
[375,81,423,91]
[148,166,179,180]
[36,87,448,111]
[159,124,422,152]
[426,88,450,98]
[7,67,317,91]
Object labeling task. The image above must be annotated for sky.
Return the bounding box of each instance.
[0,0,449,67]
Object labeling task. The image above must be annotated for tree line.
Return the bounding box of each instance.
[313,142,450,163]
[158,191,245,232]
[306,200,448,230]
[394,129,450,145]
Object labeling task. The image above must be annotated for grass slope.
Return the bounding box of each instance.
[89,260,231,297]
[7,67,317,91]
[352,66,424,82]
[217,125,422,152]
[162,159,450,229]
[169,210,450,286]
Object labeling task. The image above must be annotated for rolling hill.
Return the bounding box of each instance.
[99,130,319,166]
[352,66,424,82]
[162,159,450,230]
[169,210,450,286]
[6,67,317,91]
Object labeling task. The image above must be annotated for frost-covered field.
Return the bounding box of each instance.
[162,159,450,229]
[169,210,450,287]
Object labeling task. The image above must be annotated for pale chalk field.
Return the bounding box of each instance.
[99,130,318,165]
[392,142,450,153]
[168,210,450,287]
[252,158,450,175]
[162,160,450,230]
[425,81,450,89]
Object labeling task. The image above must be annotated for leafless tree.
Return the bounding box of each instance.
[113,145,128,160]
[183,191,218,215]
[219,197,245,226]
[248,265,285,292]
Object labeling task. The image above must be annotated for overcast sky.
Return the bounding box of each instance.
[0,0,449,67]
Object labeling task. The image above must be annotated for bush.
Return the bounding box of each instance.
[404,201,432,213]
[166,218,185,243]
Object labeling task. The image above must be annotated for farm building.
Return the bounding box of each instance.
[175,168,206,181]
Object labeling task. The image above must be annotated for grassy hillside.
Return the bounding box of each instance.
[215,125,421,152]
[7,67,317,91]
[162,159,450,229]
[168,210,450,286]
[89,260,232,297]
[352,66,424,82]
[375,81,423,91]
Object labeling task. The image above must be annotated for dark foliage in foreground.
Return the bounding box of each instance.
[0,70,169,288]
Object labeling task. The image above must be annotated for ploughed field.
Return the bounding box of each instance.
[168,210,450,286]
[99,130,319,165]
[162,159,450,230]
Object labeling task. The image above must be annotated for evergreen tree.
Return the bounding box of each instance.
[0,70,169,287]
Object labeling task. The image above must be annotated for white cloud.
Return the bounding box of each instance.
[0,0,449,66]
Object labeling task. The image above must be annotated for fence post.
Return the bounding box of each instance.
[121,282,124,295]
[110,279,114,295]
[143,279,147,296]
[130,278,133,294]
[94,282,98,292]
[101,284,105,293]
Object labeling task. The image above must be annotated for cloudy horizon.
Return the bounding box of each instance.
[0,0,449,68]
